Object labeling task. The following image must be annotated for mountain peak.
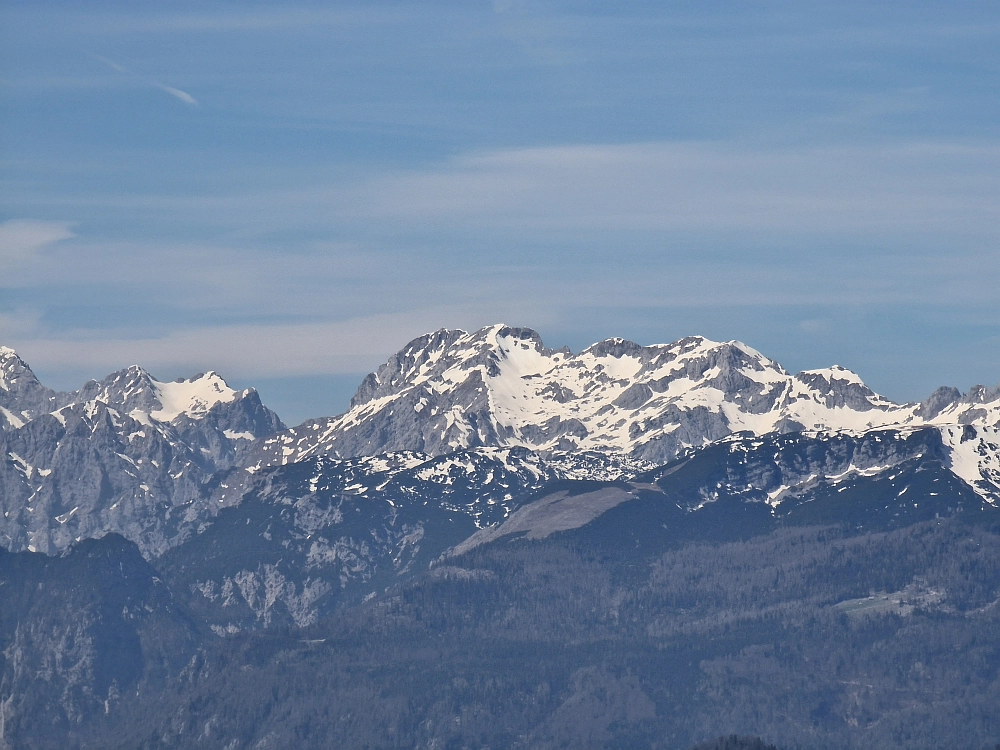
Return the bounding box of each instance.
[494,325,546,351]
[581,337,645,359]
[0,345,35,376]
[799,364,864,381]
[150,370,237,421]
[0,346,60,426]
[67,365,242,425]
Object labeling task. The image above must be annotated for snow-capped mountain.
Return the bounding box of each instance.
[0,348,284,556]
[246,324,1000,468]
[3,329,998,562]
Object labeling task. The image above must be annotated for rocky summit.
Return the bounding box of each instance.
[0,347,283,556]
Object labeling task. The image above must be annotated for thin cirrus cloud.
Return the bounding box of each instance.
[93,140,998,246]
[5,139,997,327]
[322,141,1000,240]
[0,219,76,268]
[93,54,198,106]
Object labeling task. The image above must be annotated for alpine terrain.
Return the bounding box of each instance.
[1,326,999,749]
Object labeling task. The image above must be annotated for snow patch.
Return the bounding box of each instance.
[150,372,238,422]
[0,406,24,429]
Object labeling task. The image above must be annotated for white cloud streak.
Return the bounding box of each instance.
[325,141,1000,239]
[3,141,999,384]
[38,141,996,246]
[0,220,75,269]
[157,85,198,105]
[94,55,197,106]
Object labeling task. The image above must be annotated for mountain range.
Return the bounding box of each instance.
[1,327,1000,748]
[2,327,998,560]
[246,324,1000,468]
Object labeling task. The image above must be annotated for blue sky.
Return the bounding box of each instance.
[2,1,998,425]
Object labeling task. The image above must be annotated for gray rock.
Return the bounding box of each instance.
[0,348,284,557]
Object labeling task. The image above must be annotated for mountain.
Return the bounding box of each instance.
[74,497,1000,750]
[0,346,66,430]
[1,334,1000,749]
[157,447,656,633]
[245,324,1000,469]
[0,349,284,556]
[2,330,999,560]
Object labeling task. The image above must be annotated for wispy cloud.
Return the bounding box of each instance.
[6,140,998,330]
[324,141,1000,239]
[93,54,126,73]
[157,85,198,105]
[0,220,75,269]
[42,140,996,247]
[94,54,198,105]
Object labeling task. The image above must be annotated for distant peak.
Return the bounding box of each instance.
[401,328,468,354]
[800,365,864,380]
[726,339,767,358]
[670,334,720,353]
[149,371,238,421]
[494,325,545,349]
[173,370,224,384]
[582,337,644,359]
[0,346,29,367]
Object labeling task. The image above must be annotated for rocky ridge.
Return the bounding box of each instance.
[161,424,1000,633]
[0,348,283,556]
[246,324,1000,468]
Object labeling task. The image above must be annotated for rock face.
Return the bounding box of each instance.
[246,324,1000,468]
[0,346,67,430]
[0,351,284,557]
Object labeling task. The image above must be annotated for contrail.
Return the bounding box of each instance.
[94,55,127,73]
[94,54,198,106]
[157,85,198,105]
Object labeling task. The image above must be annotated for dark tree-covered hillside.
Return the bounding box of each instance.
[32,515,997,750]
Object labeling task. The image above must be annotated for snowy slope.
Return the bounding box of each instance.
[938,424,1000,503]
[74,365,242,425]
[247,324,1000,467]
